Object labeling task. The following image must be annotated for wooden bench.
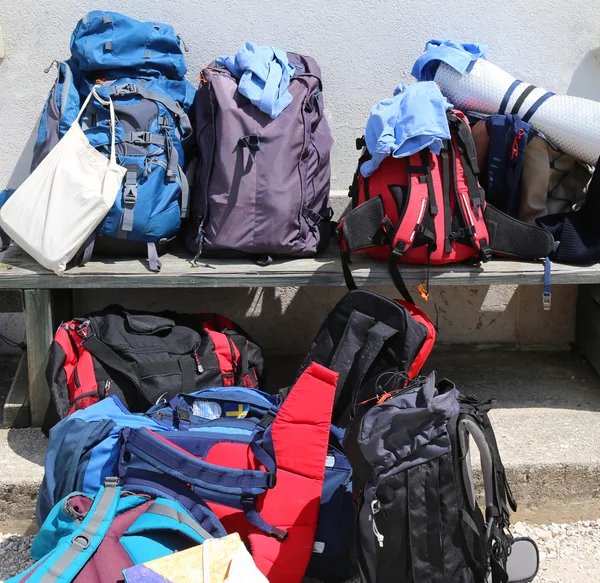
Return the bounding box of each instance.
[1,242,597,426]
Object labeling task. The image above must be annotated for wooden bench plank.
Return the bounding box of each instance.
[23,290,53,427]
[0,244,594,289]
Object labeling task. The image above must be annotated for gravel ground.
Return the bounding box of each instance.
[0,522,599,582]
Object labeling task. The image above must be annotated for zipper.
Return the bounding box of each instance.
[408,198,428,244]
[193,348,204,373]
[370,498,385,547]
[61,63,73,118]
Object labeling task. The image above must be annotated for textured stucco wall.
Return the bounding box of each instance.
[1,0,600,190]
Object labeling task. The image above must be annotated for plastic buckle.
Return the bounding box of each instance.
[240,494,256,509]
[270,526,288,541]
[123,185,137,205]
[176,407,191,423]
[75,321,90,339]
[390,247,405,260]
[266,472,277,489]
[130,131,152,145]
[543,292,552,311]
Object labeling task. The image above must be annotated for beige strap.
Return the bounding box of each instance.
[75,85,118,164]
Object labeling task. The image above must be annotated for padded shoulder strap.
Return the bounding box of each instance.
[341,196,387,253]
[391,153,431,257]
[447,112,492,261]
[143,501,214,541]
[120,426,285,541]
[108,83,192,136]
[485,204,554,260]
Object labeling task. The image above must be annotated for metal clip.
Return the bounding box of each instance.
[370,499,384,547]
[543,292,552,311]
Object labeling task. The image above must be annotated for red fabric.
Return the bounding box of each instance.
[206,330,234,386]
[196,313,234,332]
[357,156,477,265]
[392,153,430,251]
[397,300,436,378]
[350,112,490,266]
[205,363,338,583]
[54,323,99,415]
[451,137,490,251]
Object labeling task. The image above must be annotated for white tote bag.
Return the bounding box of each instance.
[0,86,126,275]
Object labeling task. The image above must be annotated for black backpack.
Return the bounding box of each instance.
[343,372,539,583]
[45,306,265,430]
[297,290,436,427]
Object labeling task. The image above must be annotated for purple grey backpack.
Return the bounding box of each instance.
[187,53,334,260]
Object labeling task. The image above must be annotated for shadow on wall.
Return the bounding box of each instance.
[5,122,40,190]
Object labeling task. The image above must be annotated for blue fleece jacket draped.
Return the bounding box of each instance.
[412,39,488,81]
[361,82,453,178]
[217,42,296,119]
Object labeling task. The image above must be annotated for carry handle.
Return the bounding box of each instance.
[75,85,118,165]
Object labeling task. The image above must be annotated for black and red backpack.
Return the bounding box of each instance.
[44,306,265,430]
[339,110,554,303]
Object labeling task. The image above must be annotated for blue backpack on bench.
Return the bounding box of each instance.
[1,11,196,270]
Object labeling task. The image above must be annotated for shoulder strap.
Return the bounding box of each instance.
[485,204,554,260]
[108,83,192,136]
[143,501,214,540]
[458,402,516,583]
[447,115,492,261]
[390,153,431,258]
[120,427,286,541]
[33,478,121,583]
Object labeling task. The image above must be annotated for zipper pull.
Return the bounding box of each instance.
[194,349,204,374]
[370,499,384,547]
[104,380,111,398]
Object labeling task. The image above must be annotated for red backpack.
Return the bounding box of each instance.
[44,307,265,431]
[339,110,554,303]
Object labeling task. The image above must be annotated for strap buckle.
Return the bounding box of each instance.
[112,83,137,96]
[176,407,191,423]
[266,472,277,489]
[127,131,152,145]
[123,165,139,205]
[240,493,257,508]
[71,534,90,550]
[123,186,137,205]
[543,292,552,311]
[75,320,91,339]
[390,242,406,260]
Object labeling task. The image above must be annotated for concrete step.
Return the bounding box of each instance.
[1,349,599,532]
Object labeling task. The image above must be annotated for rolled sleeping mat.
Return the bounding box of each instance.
[416,44,600,165]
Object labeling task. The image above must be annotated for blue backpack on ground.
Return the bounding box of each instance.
[38,389,357,581]
[4,11,196,270]
[8,478,222,583]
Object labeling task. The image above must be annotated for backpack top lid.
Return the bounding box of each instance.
[70,11,188,80]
